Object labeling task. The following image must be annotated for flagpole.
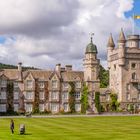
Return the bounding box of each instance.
[132,13,135,35]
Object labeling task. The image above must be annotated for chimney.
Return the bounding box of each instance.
[18,62,22,71]
[18,62,23,81]
[65,65,72,71]
[55,63,61,71]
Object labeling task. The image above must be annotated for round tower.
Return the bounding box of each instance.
[127,35,140,48]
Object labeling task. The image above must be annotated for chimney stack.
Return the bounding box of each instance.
[55,63,61,72]
[65,65,72,71]
[18,62,22,71]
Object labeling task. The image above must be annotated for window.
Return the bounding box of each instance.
[39,82,44,88]
[75,104,81,112]
[74,92,81,100]
[126,92,130,100]
[126,84,130,91]
[1,80,7,87]
[106,94,110,101]
[52,80,57,88]
[132,73,137,80]
[26,80,33,89]
[39,104,44,112]
[39,92,45,100]
[62,92,68,100]
[51,103,58,112]
[131,63,136,69]
[25,104,32,112]
[138,104,140,110]
[63,83,69,89]
[138,84,140,90]
[138,93,140,100]
[75,82,81,88]
[14,104,19,112]
[14,82,18,88]
[51,92,58,100]
[63,104,69,112]
[114,64,116,70]
[0,91,6,99]
[0,104,6,112]
[26,92,34,100]
[14,92,19,100]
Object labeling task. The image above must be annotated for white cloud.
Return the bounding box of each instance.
[0,0,134,70]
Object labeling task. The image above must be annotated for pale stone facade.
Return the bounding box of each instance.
[0,36,101,114]
[107,29,140,110]
[0,30,140,114]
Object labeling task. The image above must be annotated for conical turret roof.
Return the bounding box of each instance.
[107,33,115,47]
[118,28,126,43]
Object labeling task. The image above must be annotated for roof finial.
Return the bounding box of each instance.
[90,33,94,43]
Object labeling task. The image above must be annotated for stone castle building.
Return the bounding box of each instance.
[107,29,140,110]
[0,29,140,113]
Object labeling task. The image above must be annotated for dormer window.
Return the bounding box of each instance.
[52,80,57,88]
[1,80,7,87]
[14,82,18,88]
[26,80,33,89]
[63,82,69,89]
[39,82,44,88]
[75,82,81,88]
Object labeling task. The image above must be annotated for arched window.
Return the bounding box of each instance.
[132,72,137,80]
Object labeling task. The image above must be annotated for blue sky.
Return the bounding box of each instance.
[125,0,140,27]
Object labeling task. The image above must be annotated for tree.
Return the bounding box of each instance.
[109,93,119,111]
[99,65,109,88]
[69,82,75,113]
[81,83,89,113]
[95,92,101,113]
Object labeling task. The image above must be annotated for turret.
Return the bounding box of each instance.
[83,34,100,112]
[118,28,126,66]
[83,36,99,82]
[127,35,140,48]
[107,33,115,68]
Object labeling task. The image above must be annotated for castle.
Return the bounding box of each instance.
[0,29,140,113]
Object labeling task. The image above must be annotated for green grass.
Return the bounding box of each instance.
[0,116,140,140]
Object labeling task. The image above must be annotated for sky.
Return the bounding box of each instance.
[0,0,140,70]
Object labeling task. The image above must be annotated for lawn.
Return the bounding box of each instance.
[0,116,140,140]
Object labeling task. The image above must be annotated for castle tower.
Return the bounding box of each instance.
[108,29,140,110]
[83,35,100,112]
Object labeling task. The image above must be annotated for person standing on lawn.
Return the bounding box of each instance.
[10,119,14,134]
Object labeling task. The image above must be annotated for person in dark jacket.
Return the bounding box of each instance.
[10,119,14,134]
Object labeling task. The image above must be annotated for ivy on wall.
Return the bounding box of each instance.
[33,80,39,113]
[95,92,101,113]
[6,81,14,113]
[109,93,120,111]
[69,82,75,113]
[81,83,89,113]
